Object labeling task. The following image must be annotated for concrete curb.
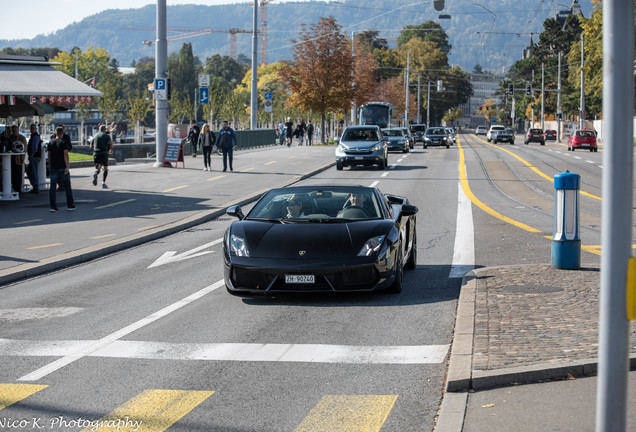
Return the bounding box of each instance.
[0,160,335,286]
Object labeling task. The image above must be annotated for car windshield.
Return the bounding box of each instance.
[246,187,382,222]
[530,129,543,134]
[383,129,403,137]
[427,128,446,135]
[576,130,595,137]
[342,128,379,141]
[411,125,426,132]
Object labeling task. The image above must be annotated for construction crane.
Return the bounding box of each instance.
[122,26,251,59]
[248,0,275,64]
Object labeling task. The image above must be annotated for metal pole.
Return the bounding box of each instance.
[250,1,258,129]
[596,0,634,430]
[194,88,198,124]
[427,80,430,127]
[154,0,168,167]
[557,51,562,141]
[580,34,585,129]
[541,62,545,130]
[351,31,356,125]
[417,75,421,124]
[405,53,410,128]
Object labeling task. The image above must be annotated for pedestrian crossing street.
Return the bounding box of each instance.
[0,384,399,431]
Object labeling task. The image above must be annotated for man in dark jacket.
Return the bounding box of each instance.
[215,121,238,172]
[48,126,74,211]
[26,124,42,193]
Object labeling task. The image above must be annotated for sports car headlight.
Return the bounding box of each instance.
[358,235,386,256]
[230,234,249,257]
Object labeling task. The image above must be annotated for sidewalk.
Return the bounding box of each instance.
[437,264,636,431]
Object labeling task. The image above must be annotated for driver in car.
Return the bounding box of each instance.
[284,196,305,218]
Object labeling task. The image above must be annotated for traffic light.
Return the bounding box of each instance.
[507,83,514,95]
[433,0,445,11]
[485,105,489,110]
[479,105,483,110]
[525,84,532,96]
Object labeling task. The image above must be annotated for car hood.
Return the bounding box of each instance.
[229,220,392,259]
[386,137,404,141]
[339,140,382,149]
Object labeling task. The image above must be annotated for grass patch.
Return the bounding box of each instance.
[69,152,93,162]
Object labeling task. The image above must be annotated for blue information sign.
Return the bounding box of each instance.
[199,87,209,105]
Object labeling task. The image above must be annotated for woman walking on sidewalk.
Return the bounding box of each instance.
[197,124,216,171]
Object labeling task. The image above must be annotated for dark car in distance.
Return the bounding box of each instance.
[409,124,428,143]
[422,127,451,148]
[544,129,557,141]
[382,128,410,153]
[524,128,545,145]
[493,128,515,144]
[223,185,418,295]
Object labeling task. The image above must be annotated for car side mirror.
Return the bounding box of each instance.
[227,205,245,220]
[401,204,418,216]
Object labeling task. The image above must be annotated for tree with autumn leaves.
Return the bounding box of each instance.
[279,17,376,144]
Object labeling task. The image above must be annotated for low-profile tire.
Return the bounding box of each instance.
[387,253,403,293]
[405,232,417,270]
[336,162,343,171]
[378,159,385,170]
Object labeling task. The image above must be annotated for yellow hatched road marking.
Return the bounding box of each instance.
[0,383,48,410]
[206,175,226,181]
[295,395,398,432]
[95,199,136,210]
[162,185,189,193]
[80,389,214,432]
[478,137,603,202]
[26,243,63,250]
[14,219,42,225]
[90,234,117,239]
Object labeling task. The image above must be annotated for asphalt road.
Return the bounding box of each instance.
[0,134,616,431]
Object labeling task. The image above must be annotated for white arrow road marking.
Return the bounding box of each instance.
[148,238,223,268]
[1,339,449,365]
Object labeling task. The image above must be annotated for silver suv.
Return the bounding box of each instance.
[335,125,388,170]
[487,125,506,142]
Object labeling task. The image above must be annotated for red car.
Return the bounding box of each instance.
[568,129,598,152]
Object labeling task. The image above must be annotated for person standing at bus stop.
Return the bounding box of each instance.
[216,121,238,172]
[48,126,74,211]
[26,123,42,193]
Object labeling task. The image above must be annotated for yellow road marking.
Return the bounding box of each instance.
[26,243,63,250]
[476,136,603,201]
[240,168,254,172]
[458,140,541,233]
[95,199,136,210]
[162,185,189,193]
[137,225,159,231]
[295,395,398,432]
[0,383,48,410]
[80,389,214,432]
[14,219,42,225]
[90,234,117,239]
[289,156,297,159]
[264,160,277,165]
[206,175,226,181]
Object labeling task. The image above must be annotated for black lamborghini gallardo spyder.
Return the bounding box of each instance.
[223,185,418,295]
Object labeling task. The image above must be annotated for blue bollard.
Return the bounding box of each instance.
[551,170,581,269]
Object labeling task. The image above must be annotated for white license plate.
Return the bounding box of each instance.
[285,274,315,284]
[355,157,364,160]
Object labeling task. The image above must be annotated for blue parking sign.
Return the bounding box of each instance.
[199,87,209,105]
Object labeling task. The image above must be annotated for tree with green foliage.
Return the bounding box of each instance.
[397,21,451,54]
[127,91,154,143]
[168,43,198,106]
[279,16,354,143]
